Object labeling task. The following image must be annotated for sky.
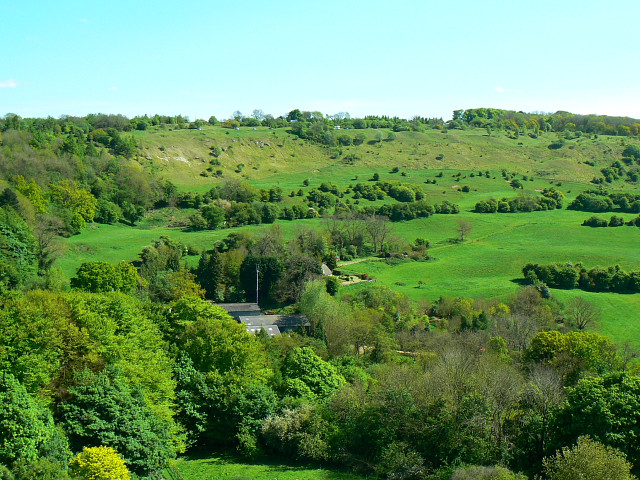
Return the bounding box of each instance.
[2,0,640,122]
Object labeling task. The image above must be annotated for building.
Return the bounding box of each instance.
[246,324,281,337]
[214,303,310,336]
[238,314,310,335]
[215,302,261,321]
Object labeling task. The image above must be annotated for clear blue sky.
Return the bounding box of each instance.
[2,0,640,121]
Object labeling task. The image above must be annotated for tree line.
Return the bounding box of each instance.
[523,261,640,293]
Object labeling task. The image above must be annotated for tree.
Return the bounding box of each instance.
[567,297,600,330]
[542,436,635,480]
[251,109,265,121]
[170,297,272,444]
[276,250,322,303]
[13,176,47,214]
[0,373,66,468]
[199,204,225,229]
[551,373,640,468]
[622,144,640,161]
[70,261,141,294]
[525,331,620,384]
[70,446,131,480]
[240,255,283,304]
[287,109,303,122]
[282,347,346,399]
[354,133,366,145]
[457,220,473,242]
[337,134,352,146]
[49,180,97,223]
[121,202,145,226]
[0,189,20,211]
[196,249,222,301]
[94,200,122,225]
[363,215,393,253]
[60,368,175,477]
[0,206,37,288]
[325,276,340,296]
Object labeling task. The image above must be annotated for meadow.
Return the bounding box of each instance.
[61,125,640,348]
[168,454,371,480]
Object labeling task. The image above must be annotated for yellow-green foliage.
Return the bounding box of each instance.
[71,446,131,480]
[13,175,47,213]
[0,290,178,429]
[49,180,97,222]
[543,436,636,480]
[70,261,143,294]
[526,330,620,374]
[172,296,272,388]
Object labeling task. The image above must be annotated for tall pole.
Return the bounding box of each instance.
[255,263,259,305]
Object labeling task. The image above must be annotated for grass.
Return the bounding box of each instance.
[59,126,640,348]
[339,209,640,348]
[170,454,372,480]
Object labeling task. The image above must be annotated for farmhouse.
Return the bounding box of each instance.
[215,302,261,320]
[238,314,310,336]
[215,302,309,336]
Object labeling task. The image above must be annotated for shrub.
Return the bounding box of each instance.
[609,215,625,227]
[70,446,131,480]
[543,436,634,480]
[582,216,608,227]
[450,465,526,480]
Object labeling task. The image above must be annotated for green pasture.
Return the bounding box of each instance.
[57,217,323,279]
[171,455,371,480]
[340,209,640,348]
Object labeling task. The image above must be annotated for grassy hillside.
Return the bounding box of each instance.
[133,125,628,188]
[60,125,640,348]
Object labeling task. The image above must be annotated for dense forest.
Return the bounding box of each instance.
[1,109,640,479]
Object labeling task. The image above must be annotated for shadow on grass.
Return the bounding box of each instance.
[510,278,528,286]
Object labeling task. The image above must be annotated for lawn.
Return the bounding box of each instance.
[169,455,372,480]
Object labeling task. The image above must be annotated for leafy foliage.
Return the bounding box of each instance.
[70,445,131,480]
[60,368,174,477]
[282,347,346,399]
[543,436,636,480]
[70,261,142,293]
[0,373,67,467]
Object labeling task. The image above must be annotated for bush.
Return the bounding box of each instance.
[325,276,340,296]
[450,465,526,480]
[543,436,634,480]
[609,215,625,227]
[376,442,425,480]
[582,216,608,227]
[70,446,131,480]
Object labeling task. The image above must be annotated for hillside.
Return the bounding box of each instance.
[133,125,625,190]
[44,123,640,349]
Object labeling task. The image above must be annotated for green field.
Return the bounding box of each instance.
[171,455,371,480]
[60,125,640,348]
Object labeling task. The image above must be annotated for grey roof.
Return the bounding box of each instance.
[321,264,333,276]
[246,325,281,336]
[238,314,310,328]
[214,303,261,313]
